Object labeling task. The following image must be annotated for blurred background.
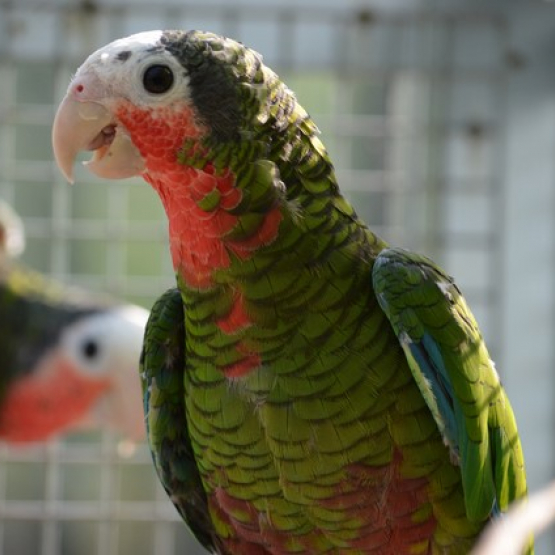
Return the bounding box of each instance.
[0,0,554,553]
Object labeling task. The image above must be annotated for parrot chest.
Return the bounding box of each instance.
[182,291,457,553]
[176,211,470,552]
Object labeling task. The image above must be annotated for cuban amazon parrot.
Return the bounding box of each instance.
[52,30,532,554]
[0,198,148,443]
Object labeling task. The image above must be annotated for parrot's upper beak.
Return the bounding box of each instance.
[52,84,145,183]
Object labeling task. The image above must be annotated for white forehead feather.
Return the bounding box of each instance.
[96,30,164,60]
[74,30,190,108]
[78,30,167,76]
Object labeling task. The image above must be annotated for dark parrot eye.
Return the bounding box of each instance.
[143,64,174,94]
[81,338,100,360]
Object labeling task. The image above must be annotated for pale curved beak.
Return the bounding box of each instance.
[52,96,145,183]
[52,98,113,183]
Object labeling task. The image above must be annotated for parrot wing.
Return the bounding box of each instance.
[140,287,218,552]
[372,247,527,523]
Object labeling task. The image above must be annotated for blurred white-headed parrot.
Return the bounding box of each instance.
[0,199,148,442]
[52,30,532,554]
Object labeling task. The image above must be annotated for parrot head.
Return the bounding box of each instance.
[52,30,302,288]
[0,199,150,443]
[52,30,271,183]
[53,304,150,441]
[0,302,149,443]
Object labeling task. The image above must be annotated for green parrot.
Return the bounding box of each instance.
[52,30,531,554]
[0,198,148,442]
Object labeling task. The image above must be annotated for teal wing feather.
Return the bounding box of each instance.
[140,288,219,552]
[372,247,528,524]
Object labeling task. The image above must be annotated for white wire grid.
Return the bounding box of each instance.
[0,3,508,554]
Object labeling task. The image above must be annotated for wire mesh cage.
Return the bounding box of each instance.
[0,1,546,553]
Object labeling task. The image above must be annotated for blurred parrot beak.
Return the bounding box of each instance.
[52,93,144,183]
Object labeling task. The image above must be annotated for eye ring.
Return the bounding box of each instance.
[142,64,174,94]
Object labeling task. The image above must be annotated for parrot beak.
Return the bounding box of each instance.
[52,95,145,183]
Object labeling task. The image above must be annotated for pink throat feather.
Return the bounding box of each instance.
[116,102,282,289]
[117,103,282,377]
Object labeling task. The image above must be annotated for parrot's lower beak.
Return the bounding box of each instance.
[52,96,145,183]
